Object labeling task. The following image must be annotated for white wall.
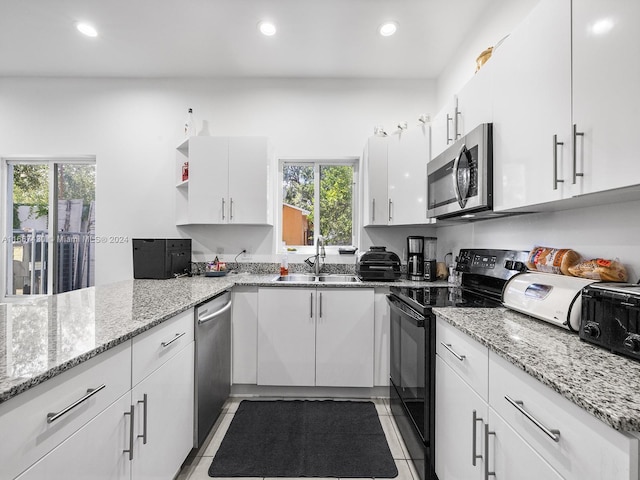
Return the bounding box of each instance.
[435,0,538,110]
[435,199,640,283]
[0,77,436,284]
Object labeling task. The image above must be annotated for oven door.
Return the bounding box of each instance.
[427,122,492,219]
[388,294,436,480]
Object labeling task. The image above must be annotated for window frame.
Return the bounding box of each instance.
[2,155,96,301]
[277,156,359,256]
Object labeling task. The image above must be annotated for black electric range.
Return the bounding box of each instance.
[387,248,528,480]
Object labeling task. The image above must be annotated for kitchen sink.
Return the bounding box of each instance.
[271,274,360,283]
[272,274,317,282]
[317,274,361,283]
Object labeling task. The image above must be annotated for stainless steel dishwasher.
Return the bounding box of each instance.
[194,290,231,447]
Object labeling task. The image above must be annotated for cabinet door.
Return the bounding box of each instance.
[257,288,316,386]
[189,136,229,223]
[131,343,194,480]
[456,62,493,138]
[492,0,572,211]
[363,136,389,226]
[315,288,374,387]
[387,129,429,225]
[487,409,563,480]
[228,137,271,224]
[15,393,132,480]
[435,356,486,480]
[572,0,640,194]
[431,99,456,159]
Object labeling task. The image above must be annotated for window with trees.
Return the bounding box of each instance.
[4,157,96,297]
[281,160,357,249]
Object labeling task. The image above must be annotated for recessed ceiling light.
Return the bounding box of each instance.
[258,21,277,36]
[379,22,398,37]
[76,22,98,37]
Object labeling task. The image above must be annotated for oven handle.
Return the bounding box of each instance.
[386,295,426,327]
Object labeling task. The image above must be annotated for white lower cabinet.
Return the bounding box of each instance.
[435,356,487,480]
[257,287,374,387]
[231,286,259,385]
[131,342,194,480]
[6,309,196,480]
[435,317,639,480]
[15,392,132,480]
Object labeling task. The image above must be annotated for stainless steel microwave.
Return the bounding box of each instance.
[427,123,493,220]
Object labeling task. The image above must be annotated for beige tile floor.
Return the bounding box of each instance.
[175,397,420,480]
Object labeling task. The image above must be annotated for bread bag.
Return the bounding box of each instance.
[567,258,628,282]
[526,246,580,275]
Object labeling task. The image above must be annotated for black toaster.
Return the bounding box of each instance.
[580,283,640,361]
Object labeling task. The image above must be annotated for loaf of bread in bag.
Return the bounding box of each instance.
[568,258,628,282]
[526,246,581,276]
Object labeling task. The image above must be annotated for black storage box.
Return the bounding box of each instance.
[133,238,192,279]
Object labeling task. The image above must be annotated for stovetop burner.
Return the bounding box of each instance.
[390,285,502,315]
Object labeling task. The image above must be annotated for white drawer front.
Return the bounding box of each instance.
[0,341,131,480]
[132,308,194,386]
[436,317,489,400]
[489,351,639,480]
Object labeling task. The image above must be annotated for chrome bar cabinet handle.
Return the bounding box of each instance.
[319,292,323,318]
[161,331,186,348]
[572,124,584,184]
[221,198,226,220]
[446,114,453,144]
[472,410,483,466]
[372,198,376,223]
[137,393,148,444]
[441,342,466,361]
[124,405,135,460]
[484,424,496,479]
[230,198,234,220]
[388,199,392,221]
[505,395,560,442]
[553,134,564,190]
[310,292,313,318]
[455,107,462,139]
[47,384,106,423]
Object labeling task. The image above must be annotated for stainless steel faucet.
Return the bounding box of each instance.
[305,235,325,275]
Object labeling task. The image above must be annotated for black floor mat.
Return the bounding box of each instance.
[209,399,399,478]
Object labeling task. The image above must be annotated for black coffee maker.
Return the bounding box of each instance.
[406,236,424,280]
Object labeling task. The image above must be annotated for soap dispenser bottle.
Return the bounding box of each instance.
[280,243,289,276]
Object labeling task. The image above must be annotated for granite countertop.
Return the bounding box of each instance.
[0,272,421,405]
[434,306,640,432]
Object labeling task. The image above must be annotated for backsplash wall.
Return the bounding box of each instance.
[435,198,640,283]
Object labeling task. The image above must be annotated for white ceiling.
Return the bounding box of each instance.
[0,0,495,79]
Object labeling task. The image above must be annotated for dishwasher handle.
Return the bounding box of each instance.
[198,300,232,324]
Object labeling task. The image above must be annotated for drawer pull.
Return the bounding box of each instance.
[472,410,483,466]
[505,395,561,442]
[161,331,186,348]
[46,384,106,423]
[441,342,466,361]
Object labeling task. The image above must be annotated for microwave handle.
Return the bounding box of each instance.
[453,143,470,208]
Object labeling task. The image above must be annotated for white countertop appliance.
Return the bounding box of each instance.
[503,271,597,331]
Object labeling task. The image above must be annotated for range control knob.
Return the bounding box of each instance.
[582,322,601,339]
[623,334,640,353]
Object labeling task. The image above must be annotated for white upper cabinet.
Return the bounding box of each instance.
[492,0,572,211]
[363,128,430,226]
[571,0,640,195]
[456,61,494,139]
[175,136,273,225]
[430,97,457,159]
